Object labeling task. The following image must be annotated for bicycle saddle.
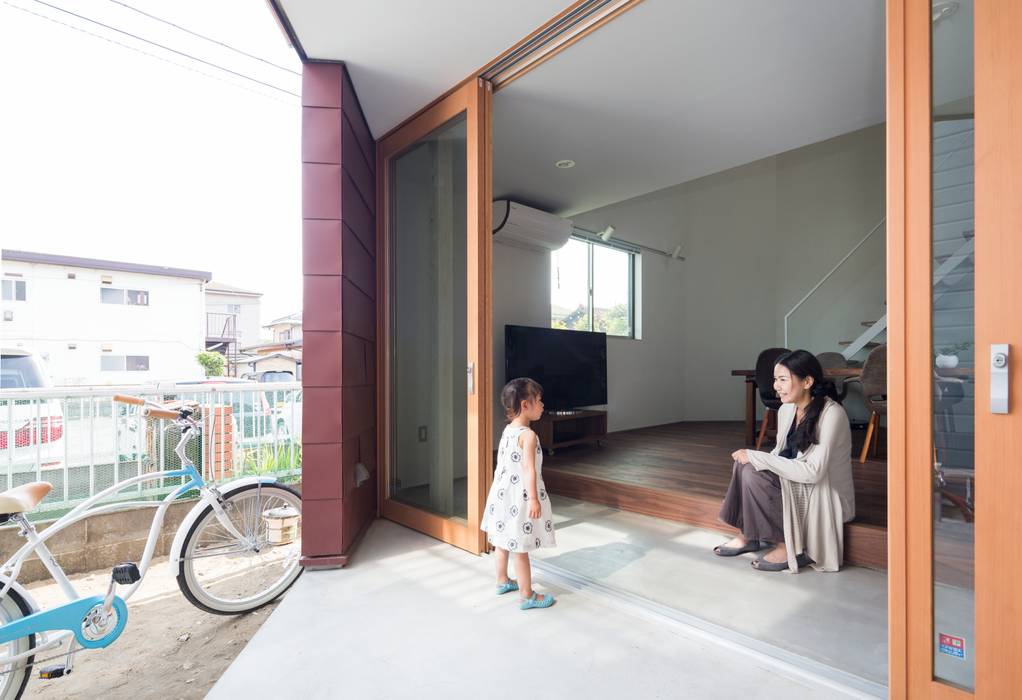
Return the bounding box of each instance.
[0,481,53,515]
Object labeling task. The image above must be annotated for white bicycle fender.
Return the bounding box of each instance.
[0,576,41,615]
[169,477,279,566]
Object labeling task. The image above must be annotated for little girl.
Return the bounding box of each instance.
[480,377,557,610]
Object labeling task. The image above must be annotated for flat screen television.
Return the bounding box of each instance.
[504,325,607,411]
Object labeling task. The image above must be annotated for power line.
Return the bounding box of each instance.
[3,1,299,106]
[106,0,301,76]
[23,0,300,98]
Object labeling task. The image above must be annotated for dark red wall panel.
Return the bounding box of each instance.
[301,63,377,567]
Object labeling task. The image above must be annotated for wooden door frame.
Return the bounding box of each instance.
[890,0,1022,697]
[375,79,493,555]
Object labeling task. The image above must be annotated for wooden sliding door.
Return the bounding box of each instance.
[889,0,1022,696]
[377,79,492,554]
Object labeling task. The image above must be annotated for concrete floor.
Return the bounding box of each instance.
[211,519,874,700]
[533,496,889,691]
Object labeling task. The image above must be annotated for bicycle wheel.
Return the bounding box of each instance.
[0,586,35,700]
[176,483,303,615]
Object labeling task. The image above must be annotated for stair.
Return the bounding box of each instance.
[840,340,882,350]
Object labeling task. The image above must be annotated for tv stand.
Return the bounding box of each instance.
[535,409,608,456]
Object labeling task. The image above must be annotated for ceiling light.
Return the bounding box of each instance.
[555,159,575,169]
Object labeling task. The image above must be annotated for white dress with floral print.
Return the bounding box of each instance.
[480,424,556,552]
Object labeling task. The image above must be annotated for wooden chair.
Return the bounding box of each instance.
[816,351,850,404]
[754,347,790,450]
[846,344,887,463]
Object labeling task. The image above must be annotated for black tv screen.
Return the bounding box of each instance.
[504,325,607,410]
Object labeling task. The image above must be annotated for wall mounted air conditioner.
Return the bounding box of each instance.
[492,200,573,252]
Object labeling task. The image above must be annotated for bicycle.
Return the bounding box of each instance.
[0,394,303,699]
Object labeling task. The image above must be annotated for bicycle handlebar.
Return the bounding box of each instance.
[112,394,146,405]
[143,407,181,420]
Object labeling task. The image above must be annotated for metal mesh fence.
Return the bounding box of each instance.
[0,383,302,521]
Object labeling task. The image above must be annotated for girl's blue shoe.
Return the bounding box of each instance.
[520,592,556,610]
[496,579,519,595]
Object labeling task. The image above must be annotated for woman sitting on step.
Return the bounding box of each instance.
[713,349,855,572]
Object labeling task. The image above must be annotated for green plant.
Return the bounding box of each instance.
[237,441,302,476]
[936,342,972,356]
[196,351,226,377]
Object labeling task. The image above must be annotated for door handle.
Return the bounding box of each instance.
[991,344,1010,414]
[467,361,475,395]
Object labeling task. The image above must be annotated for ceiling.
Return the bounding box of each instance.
[275,0,569,137]
[493,0,887,217]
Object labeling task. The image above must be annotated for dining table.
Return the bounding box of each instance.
[730,366,975,445]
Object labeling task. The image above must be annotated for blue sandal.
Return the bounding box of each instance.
[496,579,519,595]
[520,592,556,610]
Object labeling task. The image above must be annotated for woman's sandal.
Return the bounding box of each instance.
[713,539,769,557]
[751,552,813,572]
[496,579,519,595]
[520,592,556,610]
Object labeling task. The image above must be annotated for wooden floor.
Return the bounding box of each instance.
[543,420,969,581]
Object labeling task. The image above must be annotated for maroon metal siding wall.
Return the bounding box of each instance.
[300,63,377,567]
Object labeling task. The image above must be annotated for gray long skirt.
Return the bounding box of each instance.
[718,461,785,543]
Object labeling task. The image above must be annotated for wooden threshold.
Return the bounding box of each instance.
[543,467,888,571]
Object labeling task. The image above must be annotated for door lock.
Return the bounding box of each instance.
[467,361,475,395]
[991,344,1010,414]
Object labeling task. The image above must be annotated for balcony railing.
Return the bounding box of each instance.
[1,382,301,520]
[206,312,238,339]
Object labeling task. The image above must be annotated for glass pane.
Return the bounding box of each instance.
[931,0,974,689]
[100,288,123,304]
[593,245,631,337]
[389,113,468,520]
[551,238,590,331]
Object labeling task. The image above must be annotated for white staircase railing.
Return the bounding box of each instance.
[783,217,886,348]
[840,235,974,359]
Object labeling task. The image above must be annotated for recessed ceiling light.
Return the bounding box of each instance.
[555,159,575,169]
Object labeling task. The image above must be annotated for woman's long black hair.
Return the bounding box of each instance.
[775,350,841,453]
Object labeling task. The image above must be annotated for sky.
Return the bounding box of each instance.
[0,0,303,327]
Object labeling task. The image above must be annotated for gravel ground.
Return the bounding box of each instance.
[21,557,278,699]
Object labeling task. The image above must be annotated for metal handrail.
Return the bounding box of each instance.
[783,217,886,348]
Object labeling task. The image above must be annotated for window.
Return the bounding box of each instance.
[100,288,149,305]
[227,304,242,314]
[100,355,150,371]
[2,280,26,301]
[551,237,638,338]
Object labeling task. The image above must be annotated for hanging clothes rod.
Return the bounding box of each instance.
[571,226,685,261]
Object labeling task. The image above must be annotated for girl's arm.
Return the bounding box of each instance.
[519,430,541,518]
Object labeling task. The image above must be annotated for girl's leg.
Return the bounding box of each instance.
[495,547,511,584]
[512,552,550,603]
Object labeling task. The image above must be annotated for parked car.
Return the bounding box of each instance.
[0,348,65,476]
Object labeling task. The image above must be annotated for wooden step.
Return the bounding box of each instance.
[861,320,881,327]
[839,340,882,349]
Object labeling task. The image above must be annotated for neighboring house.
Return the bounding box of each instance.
[239,350,302,379]
[265,312,302,344]
[1,250,208,385]
[205,281,263,350]
[205,281,263,376]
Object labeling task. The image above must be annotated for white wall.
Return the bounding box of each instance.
[493,124,885,432]
[2,260,206,385]
[205,291,263,348]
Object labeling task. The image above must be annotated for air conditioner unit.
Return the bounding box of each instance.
[492,200,573,252]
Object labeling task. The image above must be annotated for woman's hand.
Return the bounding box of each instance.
[731,449,750,464]
[528,498,541,519]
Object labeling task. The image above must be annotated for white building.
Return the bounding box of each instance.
[204,282,264,372]
[1,250,209,386]
[264,312,302,344]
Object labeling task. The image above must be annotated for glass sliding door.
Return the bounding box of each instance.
[379,80,492,554]
[892,0,1022,696]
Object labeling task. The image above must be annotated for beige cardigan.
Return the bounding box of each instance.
[746,398,855,573]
